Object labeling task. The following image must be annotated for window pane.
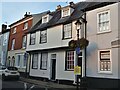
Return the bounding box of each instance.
[17,55,20,66]
[32,54,38,69]
[99,50,111,71]
[24,22,28,29]
[40,30,47,43]
[98,11,110,32]
[22,36,26,48]
[63,8,69,17]
[13,27,16,34]
[41,53,48,69]
[30,33,35,45]
[63,23,72,39]
[11,39,15,50]
[43,17,47,23]
[66,51,74,70]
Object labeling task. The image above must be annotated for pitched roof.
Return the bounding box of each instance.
[28,1,117,33]
[27,11,50,33]
[9,15,32,27]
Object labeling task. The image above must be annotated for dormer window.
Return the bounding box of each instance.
[63,8,69,17]
[42,16,47,23]
[61,7,74,18]
[42,14,52,24]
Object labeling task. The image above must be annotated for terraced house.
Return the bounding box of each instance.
[7,13,33,76]
[0,24,10,66]
[26,1,120,89]
[7,11,50,76]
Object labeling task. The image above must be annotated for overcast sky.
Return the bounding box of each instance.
[0,0,86,31]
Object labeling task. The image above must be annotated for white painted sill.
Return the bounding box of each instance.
[98,71,112,75]
[97,30,112,35]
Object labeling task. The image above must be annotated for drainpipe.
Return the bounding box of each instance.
[84,12,87,77]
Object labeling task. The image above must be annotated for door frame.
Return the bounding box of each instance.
[50,54,56,81]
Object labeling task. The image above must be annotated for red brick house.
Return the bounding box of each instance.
[7,13,33,75]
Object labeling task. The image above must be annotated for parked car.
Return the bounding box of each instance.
[0,66,20,80]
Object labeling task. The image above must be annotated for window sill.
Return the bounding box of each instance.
[32,68,38,69]
[97,30,112,35]
[29,44,35,45]
[62,37,72,40]
[40,68,47,70]
[65,69,74,71]
[98,71,112,74]
[39,42,47,44]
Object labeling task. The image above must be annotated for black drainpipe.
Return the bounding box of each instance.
[84,12,87,77]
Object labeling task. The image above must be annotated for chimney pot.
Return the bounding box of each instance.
[69,2,75,7]
[24,12,28,17]
[56,5,61,11]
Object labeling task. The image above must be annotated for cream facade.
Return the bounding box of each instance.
[27,21,86,82]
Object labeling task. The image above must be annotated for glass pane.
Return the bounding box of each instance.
[66,51,74,70]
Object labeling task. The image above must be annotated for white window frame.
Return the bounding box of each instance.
[32,53,38,69]
[12,27,16,34]
[11,39,15,50]
[63,23,72,39]
[22,35,27,49]
[40,52,48,70]
[30,33,36,45]
[62,7,70,17]
[23,22,28,30]
[40,30,47,43]
[42,15,49,23]
[98,49,112,74]
[15,54,25,68]
[97,10,111,33]
[65,50,74,70]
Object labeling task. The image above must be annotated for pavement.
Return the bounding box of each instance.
[20,77,77,89]
[20,77,105,90]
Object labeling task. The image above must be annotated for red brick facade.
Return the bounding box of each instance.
[8,16,32,51]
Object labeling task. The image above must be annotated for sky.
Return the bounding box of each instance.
[0,0,85,31]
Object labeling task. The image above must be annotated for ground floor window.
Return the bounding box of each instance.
[98,50,111,72]
[32,53,38,69]
[65,50,74,70]
[40,52,48,70]
[15,53,26,68]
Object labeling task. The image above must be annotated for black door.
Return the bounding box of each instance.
[51,59,56,80]
[78,52,82,77]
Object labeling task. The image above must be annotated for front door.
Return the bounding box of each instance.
[51,54,56,80]
[78,51,82,77]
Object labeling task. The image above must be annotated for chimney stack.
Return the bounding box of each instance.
[2,24,7,32]
[69,2,75,8]
[56,5,61,11]
[24,12,31,17]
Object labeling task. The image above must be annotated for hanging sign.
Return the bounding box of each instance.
[75,47,80,55]
[74,66,81,75]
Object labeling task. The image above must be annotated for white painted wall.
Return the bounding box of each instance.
[86,3,119,79]
[26,21,77,51]
[29,50,75,81]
